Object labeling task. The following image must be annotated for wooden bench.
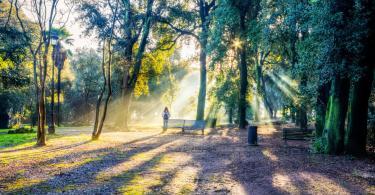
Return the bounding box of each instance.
[167,119,205,135]
[282,128,314,141]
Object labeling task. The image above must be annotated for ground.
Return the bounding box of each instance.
[0,125,374,194]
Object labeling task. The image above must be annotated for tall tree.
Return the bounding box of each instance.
[232,0,260,129]
[80,0,155,131]
[345,0,375,155]
[15,0,66,146]
[91,0,119,140]
[157,0,216,121]
[120,0,155,129]
[323,0,354,154]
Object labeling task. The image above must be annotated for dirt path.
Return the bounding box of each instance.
[0,125,374,194]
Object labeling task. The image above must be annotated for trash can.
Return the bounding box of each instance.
[248,125,258,146]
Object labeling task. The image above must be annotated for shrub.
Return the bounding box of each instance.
[312,136,327,153]
[8,127,34,134]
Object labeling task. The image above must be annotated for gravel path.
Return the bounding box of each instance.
[0,125,374,194]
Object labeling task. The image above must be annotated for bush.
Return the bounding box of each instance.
[8,127,35,134]
[312,136,327,153]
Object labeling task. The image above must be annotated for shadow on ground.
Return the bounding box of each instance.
[0,125,374,194]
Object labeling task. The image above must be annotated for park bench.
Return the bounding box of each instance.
[167,119,206,135]
[282,128,314,141]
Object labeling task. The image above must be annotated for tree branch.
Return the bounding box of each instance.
[156,16,199,40]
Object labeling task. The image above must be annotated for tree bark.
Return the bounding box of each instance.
[298,76,308,130]
[121,89,132,129]
[37,51,49,146]
[323,0,354,154]
[345,0,375,155]
[315,82,330,137]
[196,43,207,120]
[57,67,61,126]
[196,0,212,121]
[228,107,233,124]
[120,46,132,130]
[92,0,120,139]
[48,53,55,134]
[117,0,154,130]
[119,0,154,129]
[238,38,248,129]
[346,69,373,155]
[92,43,107,139]
[324,77,350,154]
[93,40,113,140]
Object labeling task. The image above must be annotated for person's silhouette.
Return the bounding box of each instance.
[162,107,170,130]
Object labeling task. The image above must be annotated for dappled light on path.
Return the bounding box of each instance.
[262,149,279,162]
[0,125,373,194]
[272,172,300,194]
[95,139,186,183]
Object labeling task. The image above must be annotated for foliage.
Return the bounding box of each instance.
[8,127,35,134]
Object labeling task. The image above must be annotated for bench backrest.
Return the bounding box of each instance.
[168,119,186,128]
[168,119,205,129]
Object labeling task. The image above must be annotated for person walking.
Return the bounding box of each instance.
[162,107,170,130]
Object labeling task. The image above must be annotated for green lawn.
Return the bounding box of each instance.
[0,125,37,148]
[0,128,10,133]
[0,133,36,148]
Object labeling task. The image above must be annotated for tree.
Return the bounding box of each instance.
[50,28,71,128]
[210,0,260,129]
[92,0,119,140]
[69,49,101,124]
[0,1,31,128]
[345,0,375,155]
[15,0,70,146]
[156,0,216,121]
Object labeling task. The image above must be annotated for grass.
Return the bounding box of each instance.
[0,128,10,133]
[0,133,36,147]
[0,125,55,148]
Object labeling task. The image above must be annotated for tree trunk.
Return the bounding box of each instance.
[57,67,61,126]
[119,0,154,130]
[291,106,296,123]
[120,46,132,130]
[238,47,248,129]
[298,76,308,130]
[37,52,49,146]
[346,69,373,155]
[345,0,375,155]
[196,0,212,121]
[322,0,354,154]
[196,44,207,120]
[324,77,350,154]
[238,12,248,129]
[282,106,287,119]
[93,55,112,140]
[122,88,132,130]
[33,57,40,132]
[295,109,300,126]
[228,107,233,124]
[92,41,107,139]
[315,82,330,137]
[84,90,90,124]
[48,59,55,134]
